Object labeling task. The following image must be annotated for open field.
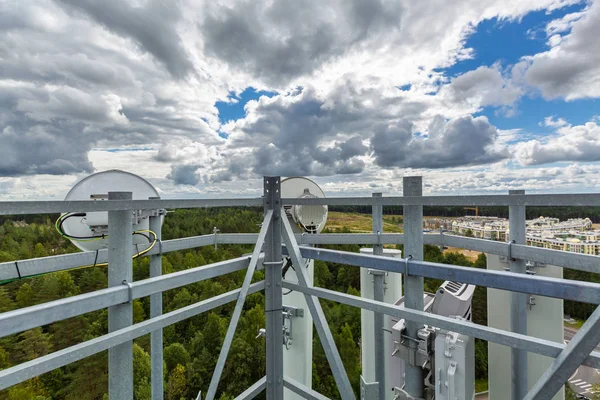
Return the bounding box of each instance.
[444,246,481,261]
[325,212,403,233]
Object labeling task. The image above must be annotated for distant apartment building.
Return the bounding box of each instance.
[448,216,600,255]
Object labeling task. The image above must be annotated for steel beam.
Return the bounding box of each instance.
[293,246,600,304]
[284,377,331,400]
[281,215,356,400]
[4,232,597,283]
[281,193,600,207]
[0,282,264,391]
[4,192,600,216]
[0,197,263,215]
[205,211,274,400]
[524,304,600,400]
[402,177,424,398]
[264,177,284,400]
[371,193,386,400]
[234,377,267,400]
[149,207,163,400]
[509,190,527,400]
[108,192,133,400]
[0,257,251,339]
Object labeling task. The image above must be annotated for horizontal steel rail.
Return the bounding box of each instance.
[0,234,261,281]
[294,247,600,304]
[4,232,599,282]
[432,234,600,273]
[2,192,600,216]
[0,281,264,390]
[282,193,600,207]
[0,198,263,215]
[283,282,600,369]
[0,257,251,338]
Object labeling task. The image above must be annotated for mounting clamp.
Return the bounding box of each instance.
[391,323,434,367]
[282,305,304,349]
[122,280,133,304]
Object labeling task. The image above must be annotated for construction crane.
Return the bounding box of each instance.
[464,206,479,216]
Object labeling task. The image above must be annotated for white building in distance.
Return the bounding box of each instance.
[449,216,599,255]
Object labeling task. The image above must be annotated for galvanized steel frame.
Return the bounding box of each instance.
[0,179,599,400]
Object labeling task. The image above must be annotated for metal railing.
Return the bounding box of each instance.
[0,176,599,400]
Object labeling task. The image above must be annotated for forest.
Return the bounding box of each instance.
[0,207,595,399]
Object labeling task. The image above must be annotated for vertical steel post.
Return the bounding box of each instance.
[403,177,424,398]
[264,177,284,399]
[149,199,163,400]
[108,191,133,399]
[372,193,386,400]
[509,189,528,400]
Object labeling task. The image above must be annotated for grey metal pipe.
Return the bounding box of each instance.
[509,190,528,400]
[108,192,133,399]
[373,273,386,399]
[149,206,163,400]
[264,177,284,399]
[402,177,424,398]
[371,193,386,400]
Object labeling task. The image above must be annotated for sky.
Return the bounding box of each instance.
[1,0,599,199]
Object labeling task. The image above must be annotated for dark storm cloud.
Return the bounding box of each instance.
[57,0,194,78]
[0,84,95,176]
[200,0,402,85]
[212,79,509,181]
[370,115,508,168]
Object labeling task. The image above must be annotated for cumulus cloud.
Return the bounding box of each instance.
[154,138,220,163]
[518,1,600,100]
[0,0,592,196]
[200,0,403,86]
[210,80,509,181]
[0,0,225,177]
[514,120,600,165]
[167,164,201,186]
[441,65,523,110]
[56,0,194,78]
[371,115,508,168]
[542,116,568,128]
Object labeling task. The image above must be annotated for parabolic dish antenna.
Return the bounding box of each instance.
[59,170,161,253]
[281,177,328,234]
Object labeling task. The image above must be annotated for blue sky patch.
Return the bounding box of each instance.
[443,3,585,78]
[215,87,277,125]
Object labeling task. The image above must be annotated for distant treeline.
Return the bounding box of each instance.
[329,206,600,223]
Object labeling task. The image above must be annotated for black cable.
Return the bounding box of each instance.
[92,250,99,268]
[58,213,102,240]
[14,261,21,279]
[281,257,293,278]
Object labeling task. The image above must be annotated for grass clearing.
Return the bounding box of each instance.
[325,212,403,233]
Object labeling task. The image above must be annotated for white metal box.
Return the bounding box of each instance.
[435,329,475,400]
